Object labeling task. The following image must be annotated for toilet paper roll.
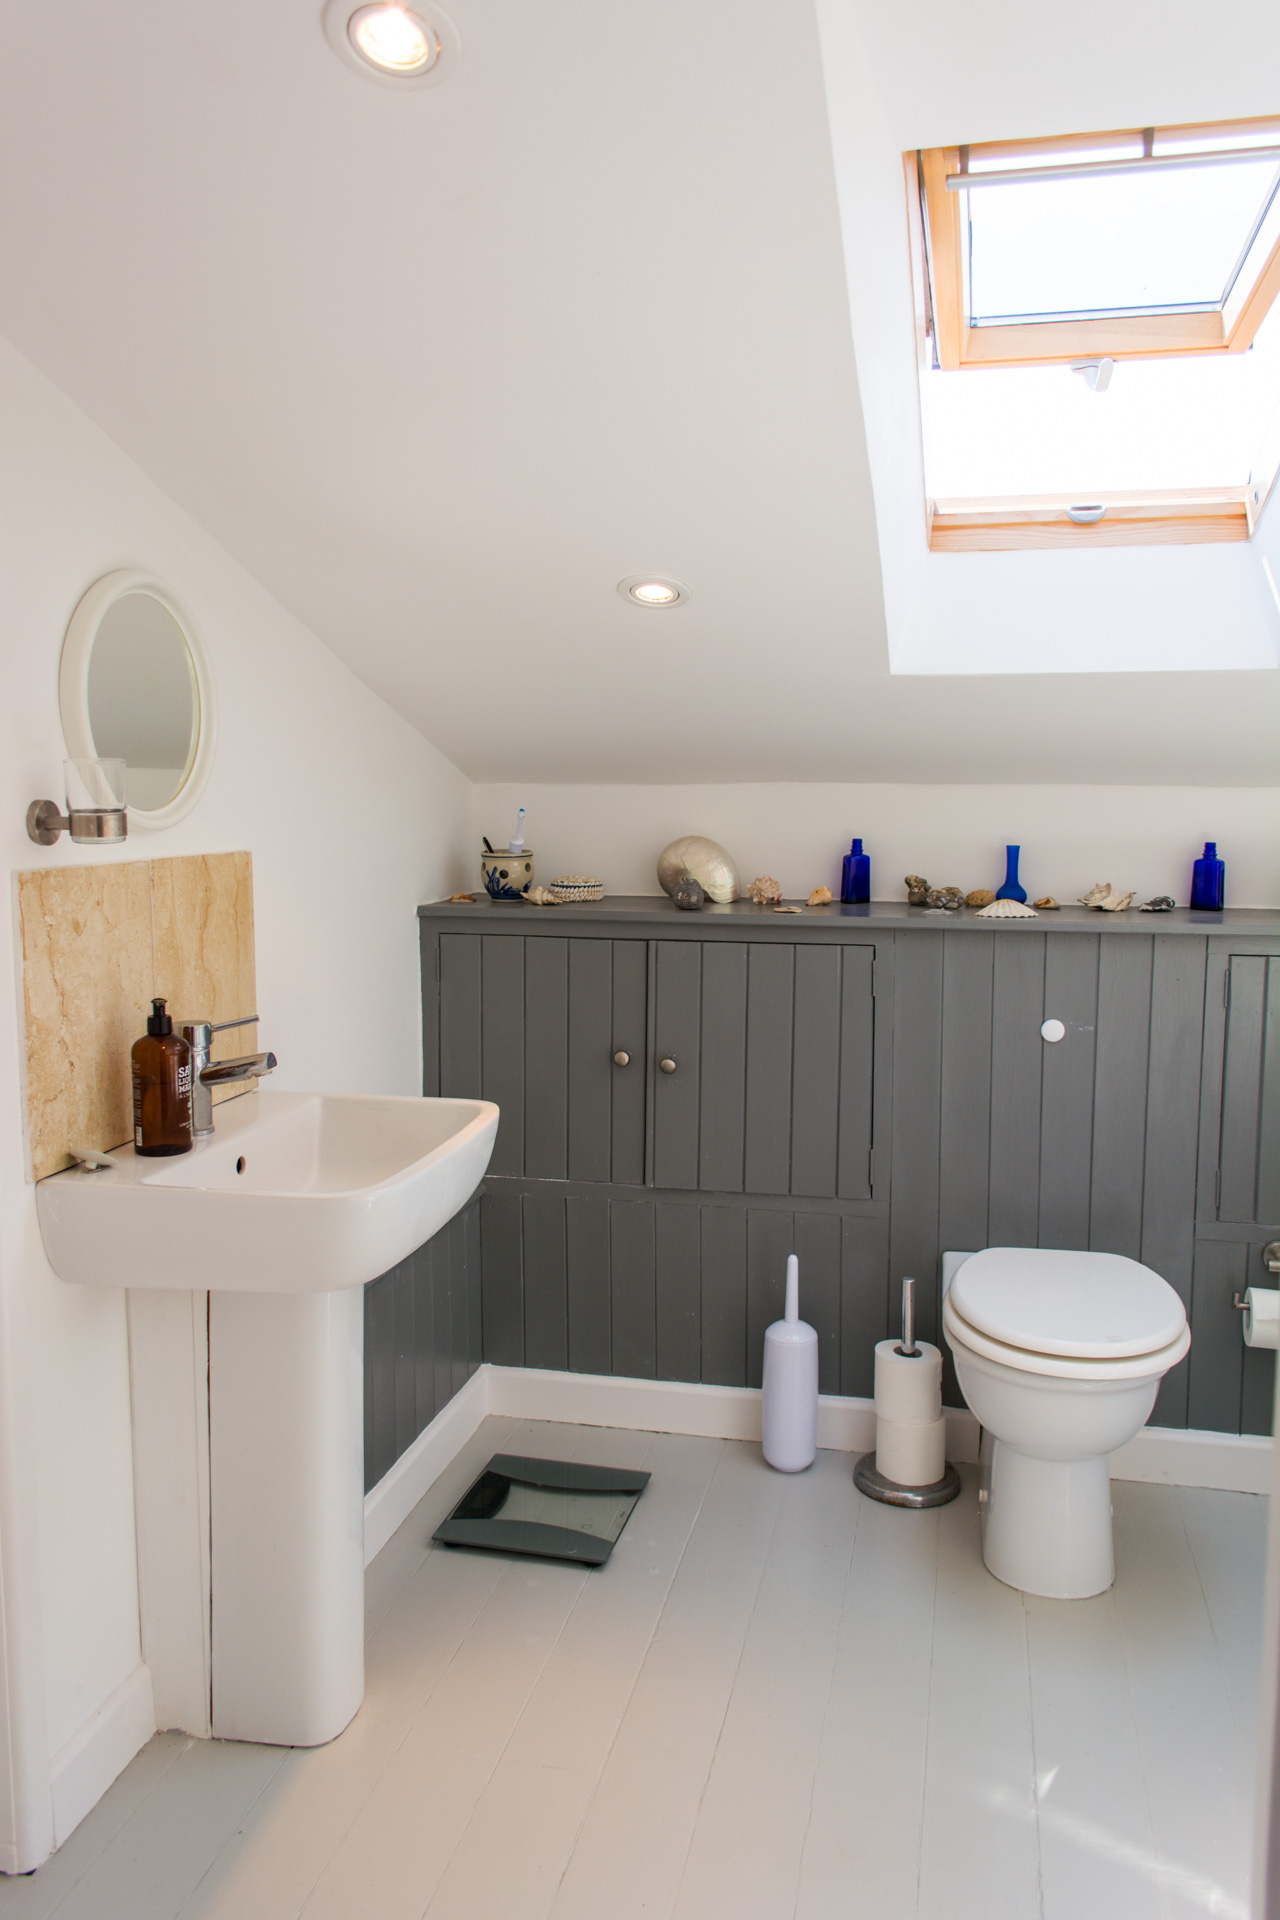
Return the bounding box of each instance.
[1244,1287,1280,1350]
[873,1339,943,1427]
[876,1414,947,1488]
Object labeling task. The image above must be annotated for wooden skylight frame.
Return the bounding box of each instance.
[909,118,1280,551]
[918,117,1280,371]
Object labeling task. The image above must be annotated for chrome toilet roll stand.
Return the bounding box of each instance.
[854,1278,962,1510]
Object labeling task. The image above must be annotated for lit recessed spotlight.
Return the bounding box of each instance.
[617,575,690,609]
[323,0,459,88]
[350,4,437,72]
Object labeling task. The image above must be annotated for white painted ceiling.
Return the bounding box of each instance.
[0,0,1276,783]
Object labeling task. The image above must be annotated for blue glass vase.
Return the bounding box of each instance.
[995,845,1026,903]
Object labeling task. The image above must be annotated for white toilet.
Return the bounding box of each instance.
[942,1248,1190,1599]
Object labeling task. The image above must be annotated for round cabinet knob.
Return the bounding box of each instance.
[660,1057,677,1074]
[1040,1018,1066,1044]
[613,1050,630,1067]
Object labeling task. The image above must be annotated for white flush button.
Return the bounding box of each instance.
[1041,1019,1066,1043]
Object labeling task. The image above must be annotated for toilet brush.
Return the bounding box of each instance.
[761,1255,819,1472]
[854,1278,961,1508]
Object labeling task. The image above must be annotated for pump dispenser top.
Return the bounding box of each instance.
[147,997,173,1036]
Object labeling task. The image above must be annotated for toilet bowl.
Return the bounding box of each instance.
[942,1249,1190,1599]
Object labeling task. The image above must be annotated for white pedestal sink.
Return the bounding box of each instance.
[37,1090,498,1747]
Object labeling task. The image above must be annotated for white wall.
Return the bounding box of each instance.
[0,334,472,1868]
[473,783,1279,908]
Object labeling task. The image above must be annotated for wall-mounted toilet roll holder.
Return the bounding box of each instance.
[854,1277,962,1510]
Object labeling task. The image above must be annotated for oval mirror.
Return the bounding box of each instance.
[59,571,217,829]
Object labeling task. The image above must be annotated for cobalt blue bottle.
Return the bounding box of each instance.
[1190,841,1225,911]
[995,845,1027,903]
[841,838,870,904]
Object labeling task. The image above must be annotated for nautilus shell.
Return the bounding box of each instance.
[657,836,740,904]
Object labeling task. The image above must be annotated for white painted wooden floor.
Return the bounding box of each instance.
[1,1418,1264,1920]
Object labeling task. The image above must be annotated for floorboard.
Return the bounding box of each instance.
[0,1430,1264,1920]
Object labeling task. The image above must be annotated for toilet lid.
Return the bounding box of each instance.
[948,1248,1187,1359]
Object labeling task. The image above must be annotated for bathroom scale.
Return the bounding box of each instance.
[433,1454,650,1566]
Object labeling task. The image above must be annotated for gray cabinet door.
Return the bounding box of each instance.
[1215,954,1280,1226]
[438,933,647,1184]
[651,939,874,1199]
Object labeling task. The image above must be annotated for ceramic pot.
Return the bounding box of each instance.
[481,851,534,900]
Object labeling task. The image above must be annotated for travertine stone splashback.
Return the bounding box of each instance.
[18,852,257,1181]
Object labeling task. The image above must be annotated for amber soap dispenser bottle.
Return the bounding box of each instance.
[132,998,193,1156]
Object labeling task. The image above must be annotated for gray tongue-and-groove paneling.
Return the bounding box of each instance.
[413,908,1278,1459]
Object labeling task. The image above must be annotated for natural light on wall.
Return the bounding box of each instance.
[911,119,1280,550]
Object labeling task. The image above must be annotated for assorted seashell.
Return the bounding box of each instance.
[974,898,1039,919]
[1032,896,1060,910]
[671,874,705,911]
[448,893,477,903]
[965,889,996,909]
[749,874,784,904]
[657,836,740,904]
[808,886,833,906]
[1139,895,1176,913]
[773,905,803,914]
[904,874,930,906]
[1079,882,1134,912]
[522,885,559,906]
[926,886,963,911]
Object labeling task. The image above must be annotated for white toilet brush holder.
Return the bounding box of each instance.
[762,1255,818,1472]
[854,1278,961,1509]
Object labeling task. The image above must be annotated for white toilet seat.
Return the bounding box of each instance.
[948,1247,1187,1359]
[943,1292,1190,1380]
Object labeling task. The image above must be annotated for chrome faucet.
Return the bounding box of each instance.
[179,1016,278,1137]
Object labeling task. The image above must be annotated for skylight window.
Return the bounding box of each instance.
[920,119,1280,370]
[909,119,1280,551]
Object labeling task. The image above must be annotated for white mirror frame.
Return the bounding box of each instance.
[58,569,217,832]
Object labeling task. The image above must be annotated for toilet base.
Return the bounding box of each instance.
[980,1434,1114,1599]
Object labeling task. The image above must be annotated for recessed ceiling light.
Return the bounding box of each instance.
[617,575,690,609]
[349,4,437,73]
[322,0,460,89]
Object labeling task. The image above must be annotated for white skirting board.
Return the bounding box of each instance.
[364,1364,1272,1564]
[49,1663,155,1850]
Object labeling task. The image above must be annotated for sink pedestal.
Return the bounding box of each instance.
[209,1289,365,1746]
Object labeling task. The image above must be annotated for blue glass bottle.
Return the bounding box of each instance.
[1189,841,1224,911]
[995,845,1026,903]
[841,837,870,904]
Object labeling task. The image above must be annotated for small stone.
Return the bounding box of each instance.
[1032,896,1060,910]
[965,889,995,909]
[905,874,930,905]
[749,874,783,904]
[808,886,833,906]
[925,886,963,910]
[1138,895,1176,912]
[671,875,705,911]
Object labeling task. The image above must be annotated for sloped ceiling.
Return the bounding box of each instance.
[0,0,1275,783]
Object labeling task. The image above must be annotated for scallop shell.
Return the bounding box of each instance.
[657,836,740,904]
[974,898,1039,919]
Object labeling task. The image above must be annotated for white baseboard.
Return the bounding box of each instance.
[363,1368,489,1565]
[50,1662,155,1849]
[485,1364,983,1462]
[1110,1423,1271,1495]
